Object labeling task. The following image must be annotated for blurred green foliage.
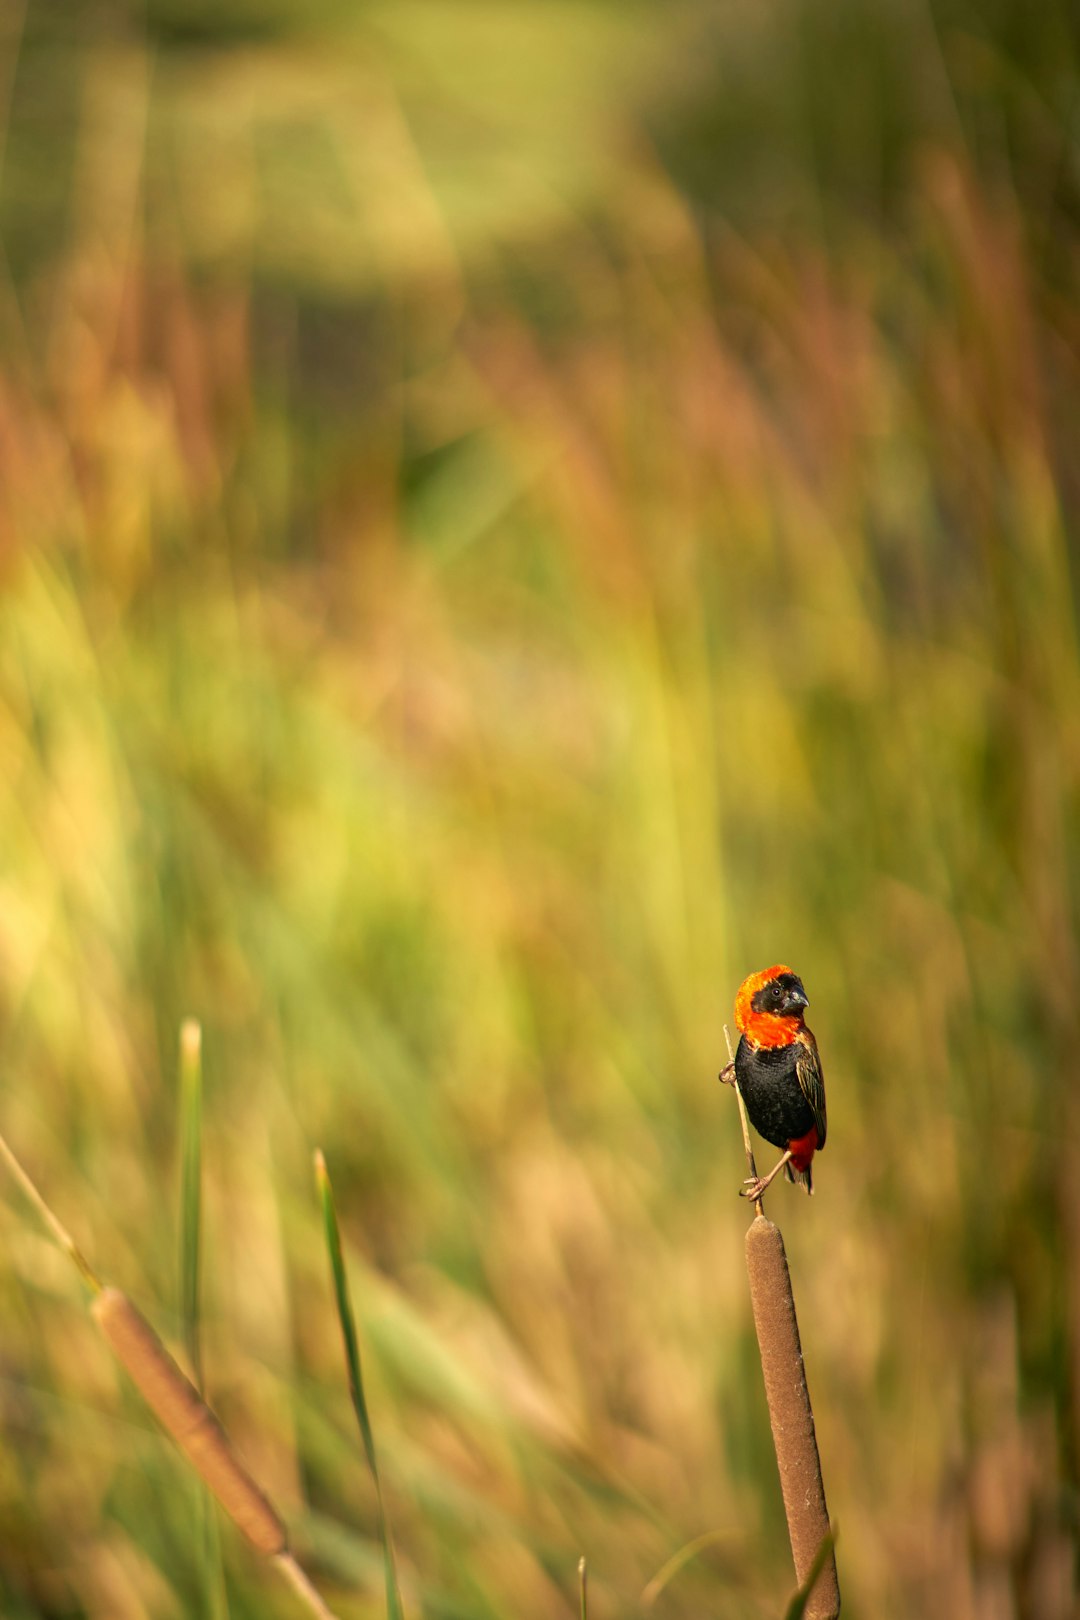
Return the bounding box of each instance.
[0,1,1077,1617]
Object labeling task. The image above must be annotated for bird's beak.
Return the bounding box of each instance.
[781,985,809,1016]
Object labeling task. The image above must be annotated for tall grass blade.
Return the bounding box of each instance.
[315,1148,405,1620]
[177,1018,229,1620]
[641,1529,732,1606]
[179,1018,204,1391]
[783,1529,837,1620]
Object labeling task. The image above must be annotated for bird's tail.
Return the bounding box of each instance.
[785,1160,814,1195]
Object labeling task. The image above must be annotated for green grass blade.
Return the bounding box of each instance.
[178,1019,229,1620]
[315,1149,405,1620]
[783,1528,837,1620]
[179,1018,204,1392]
[641,1529,732,1606]
[199,1498,230,1620]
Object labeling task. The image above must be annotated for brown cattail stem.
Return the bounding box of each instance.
[744,1218,840,1619]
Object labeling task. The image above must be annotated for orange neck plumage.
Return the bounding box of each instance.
[734,963,805,1049]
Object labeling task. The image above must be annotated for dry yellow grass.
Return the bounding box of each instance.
[0,5,1076,1615]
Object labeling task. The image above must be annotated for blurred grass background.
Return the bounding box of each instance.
[0,0,1078,1615]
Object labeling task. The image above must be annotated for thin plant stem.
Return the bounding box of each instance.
[315,1149,405,1620]
[723,1024,764,1218]
[176,1018,229,1620]
[273,1552,344,1620]
[640,1528,733,1607]
[178,1017,205,1392]
[0,1128,101,1291]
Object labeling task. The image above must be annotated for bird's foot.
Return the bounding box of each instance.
[718,1063,736,1086]
[740,1176,767,1201]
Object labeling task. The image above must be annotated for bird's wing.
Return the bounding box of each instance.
[795,1032,827,1150]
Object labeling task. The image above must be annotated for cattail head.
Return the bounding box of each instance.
[92,1287,287,1557]
[744,1218,840,1619]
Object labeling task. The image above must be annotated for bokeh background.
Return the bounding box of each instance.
[0,1,1078,1616]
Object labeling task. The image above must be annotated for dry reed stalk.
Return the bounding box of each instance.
[722,1026,840,1618]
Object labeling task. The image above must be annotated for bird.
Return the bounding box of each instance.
[719,964,827,1200]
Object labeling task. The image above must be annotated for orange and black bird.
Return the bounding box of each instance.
[722,964,827,1200]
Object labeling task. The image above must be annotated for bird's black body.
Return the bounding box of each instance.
[735,1036,818,1151]
[727,965,827,1196]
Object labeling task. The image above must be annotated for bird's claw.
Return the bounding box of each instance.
[740,1177,766,1201]
[718,1063,736,1086]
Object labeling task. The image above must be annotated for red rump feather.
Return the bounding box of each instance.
[787,1125,819,1173]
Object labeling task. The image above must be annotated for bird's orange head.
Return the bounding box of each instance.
[734,964,809,1048]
